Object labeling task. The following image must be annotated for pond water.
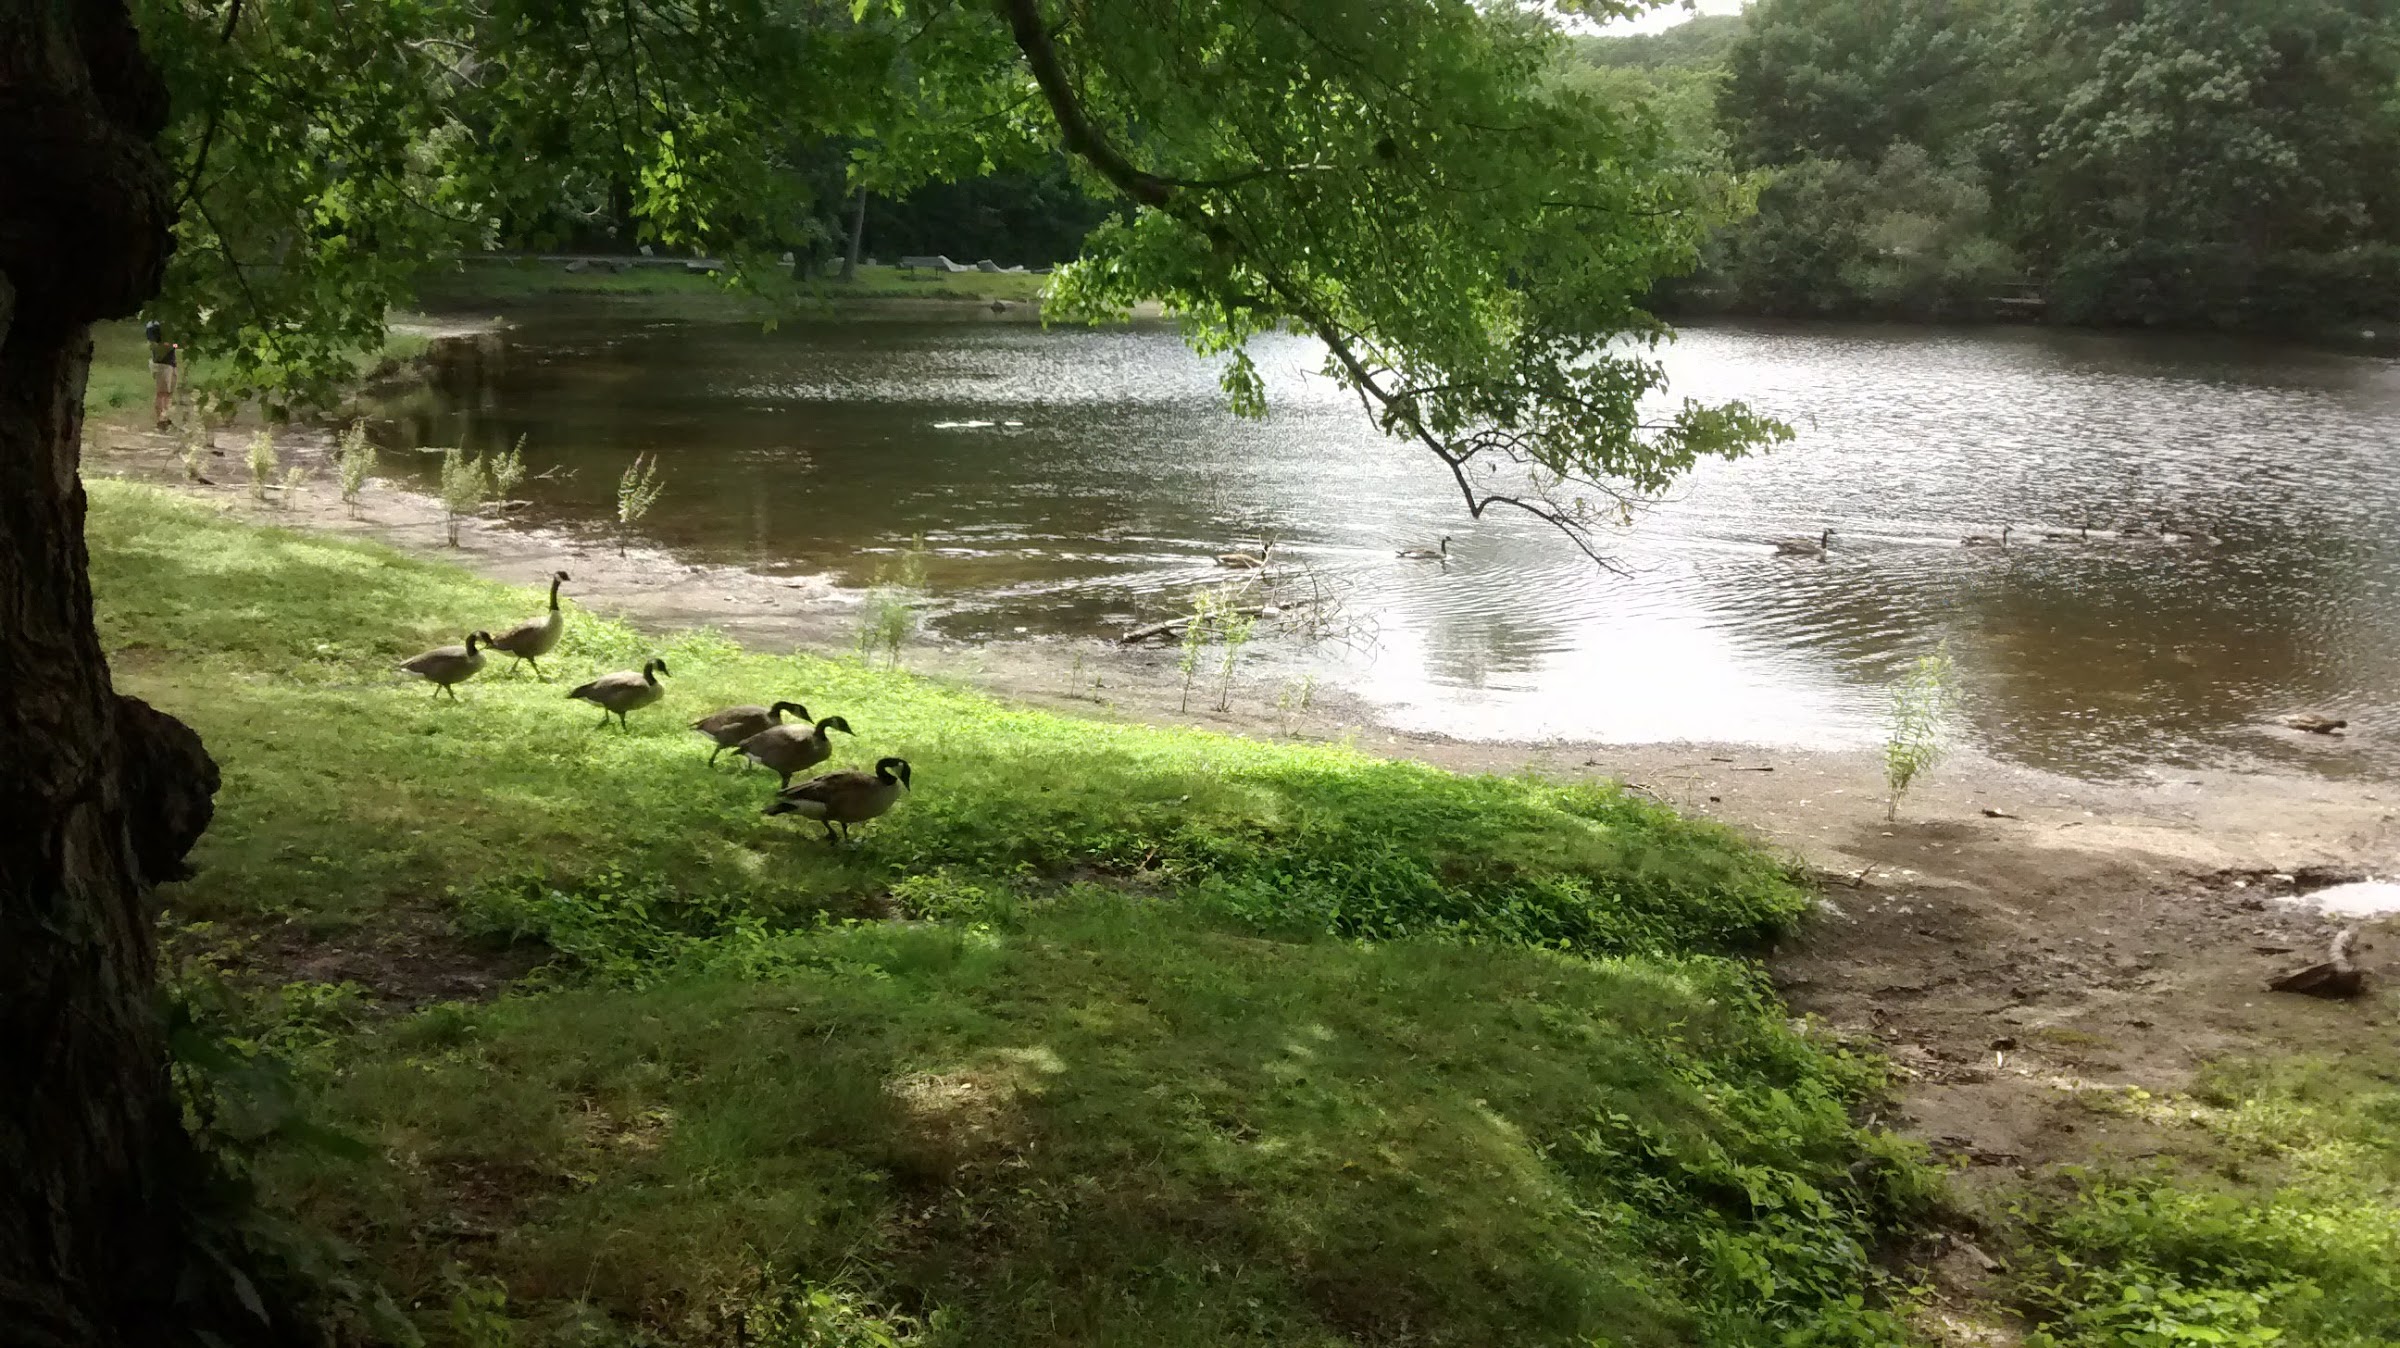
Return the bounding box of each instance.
[370,300,2400,780]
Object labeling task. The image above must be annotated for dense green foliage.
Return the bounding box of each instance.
[84,482,1939,1345]
[407,261,1050,313]
[2008,1054,2400,1346]
[861,161,1115,269]
[1583,0,2400,330]
[131,0,1785,546]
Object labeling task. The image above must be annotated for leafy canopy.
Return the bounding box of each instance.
[1696,0,2400,327]
[135,0,1784,548]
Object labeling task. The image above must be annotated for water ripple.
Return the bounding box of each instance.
[378,309,2400,781]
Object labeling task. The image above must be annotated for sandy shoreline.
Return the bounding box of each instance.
[86,420,2397,868]
[81,419,2398,1327]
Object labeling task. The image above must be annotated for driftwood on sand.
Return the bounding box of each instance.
[2268,927,2365,999]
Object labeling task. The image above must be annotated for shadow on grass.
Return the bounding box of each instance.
[274,896,1910,1348]
[92,484,1806,960]
[97,484,1920,1347]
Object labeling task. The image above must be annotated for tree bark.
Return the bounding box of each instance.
[840,184,867,281]
[0,4,267,1344]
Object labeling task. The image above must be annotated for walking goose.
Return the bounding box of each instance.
[1397,536,1451,561]
[1774,529,1834,557]
[693,700,808,766]
[1961,525,2013,549]
[489,570,570,676]
[740,713,856,787]
[764,756,911,843]
[399,631,495,700]
[568,657,670,730]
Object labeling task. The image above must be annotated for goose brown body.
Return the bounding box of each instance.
[764,756,911,843]
[399,631,495,699]
[740,714,855,787]
[693,700,808,765]
[489,571,570,675]
[569,658,669,729]
[1773,529,1833,557]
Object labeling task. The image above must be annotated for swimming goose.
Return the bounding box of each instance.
[568,657,670,730]
[1397,536,1451,561]
[1961,525,2013,549]
[1774,529,1834,557]
[764,756,911,843]
[692,700,808,766]
[740,714,856,787]
[1215,540,1271,569]
[488,570,571,677]
[399,631,495,699]
[2282,714,2347,735]
[2040,526,2090,543]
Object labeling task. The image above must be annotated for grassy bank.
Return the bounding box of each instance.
[1997,1051,2400,1347]
[84,320,433,425]
[417,258,1049,310]
[90,482,1937,1346]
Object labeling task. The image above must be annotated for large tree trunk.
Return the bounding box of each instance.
[841,185,867,281]
[0,4,269,1344]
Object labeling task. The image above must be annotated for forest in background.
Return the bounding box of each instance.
[1571,0,2400,331]
[767,0,2400,334]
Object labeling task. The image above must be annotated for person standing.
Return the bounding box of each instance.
[145,320,178,430]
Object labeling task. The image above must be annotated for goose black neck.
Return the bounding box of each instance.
[547,575,562,609]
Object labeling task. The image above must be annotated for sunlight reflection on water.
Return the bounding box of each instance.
[375,306,2400,781]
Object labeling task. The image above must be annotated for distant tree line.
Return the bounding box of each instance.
[518,149,1113,272]
[1570,0,2400,332]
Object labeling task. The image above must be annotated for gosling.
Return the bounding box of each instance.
[399,631,494,700]
[568,657,669,730]
[764,756,911,843]
[740,713,856,787]
[693,700,809,766]
[488,570,570,677]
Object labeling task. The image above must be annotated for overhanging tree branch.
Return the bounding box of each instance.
[172,0,247,214]
[1000,0,1174,208]
[998,0,1651,561]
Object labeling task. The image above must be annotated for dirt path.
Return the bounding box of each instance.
[87,423,2399,1273]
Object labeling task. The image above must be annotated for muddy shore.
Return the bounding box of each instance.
[84,417,2398,1325]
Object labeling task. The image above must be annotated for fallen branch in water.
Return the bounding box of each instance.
[1121,598,1315,644]
[2268,927,2364,999]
